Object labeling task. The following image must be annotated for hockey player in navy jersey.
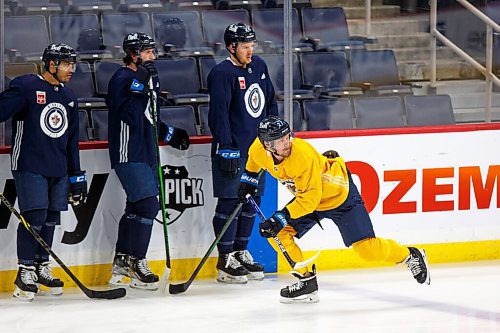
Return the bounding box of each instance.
[0,43,87,301]
[106,32,190,290]
[207,23,278,284]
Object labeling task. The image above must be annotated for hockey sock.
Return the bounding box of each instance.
[115,213,132,255]
[35,211,59,263]
[17,209,47,265]
[213,198,241,253]
[267,225,308,275]
[233,199,260,251]
[129,215,154,259]
[352,237,411,263]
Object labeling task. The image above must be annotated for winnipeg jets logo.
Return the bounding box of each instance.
[244,83,265,118]
[159,165,204,225]
[40,102,68,138]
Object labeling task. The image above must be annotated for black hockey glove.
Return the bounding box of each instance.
[259,209,289,238]
[164,125,190,150]
[217,147,240,179]
[322,150,340,159]
[135,60,158,86]
[68,170,87,208]
[238,170,259,203]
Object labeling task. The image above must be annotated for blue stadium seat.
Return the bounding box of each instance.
[350,50,413,96]
[5,16,50,62]
[160,106,198,136]
[301,7,366,52]
[198,104,211,136]
[90,109,108,141]
[354,96,405,129]
[300,52,362,97]
[155,58,209,105]
[251,8,312,53]
[404,95,455,126]
[199,56,226,90]
[94,61,122,95]
[201,9,250,54]
[78,110,90,142]
[303,99,353,130]
[259,54,315,100]
[101,12,153,57]
[277,101,303,131]
[49,14,111,59]
[152,12,213,57]
[66,62,106,109]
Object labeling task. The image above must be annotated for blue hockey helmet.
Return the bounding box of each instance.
[257,116,291,146]
[224,23,256,47]
[122,32,156,56]
[42,43,77,71]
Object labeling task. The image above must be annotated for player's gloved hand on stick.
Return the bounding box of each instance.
[68,170,88,208]
[259,209,289,238]
[164,125,190,150]
[135,60,158,86]
[217,147,240,179]
[238,170,259,203]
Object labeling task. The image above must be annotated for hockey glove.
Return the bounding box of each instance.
[238,170,259,203]
[259,209,289,238]
[135,60,158,86]
[217,147,240,179]
[164,126,190,150]
[68,171,88,208]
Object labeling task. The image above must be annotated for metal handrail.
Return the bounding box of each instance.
[430,0,500,123]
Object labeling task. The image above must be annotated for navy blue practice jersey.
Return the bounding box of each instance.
[207,55,278,157]
[0,74,80,177]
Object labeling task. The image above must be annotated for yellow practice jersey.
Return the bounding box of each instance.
[246,137,350,219]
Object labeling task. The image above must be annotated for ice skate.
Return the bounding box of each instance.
[35,261,64,296]
[109,253,130,287]
[216,252,249,284]
[13,264,38,301]
[280,265,319,304]
[128,256,159,291]
[234,250,265,280]
[404,247,431,285]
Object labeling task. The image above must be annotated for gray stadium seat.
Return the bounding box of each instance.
[68,0,114,14]
[277,101,303,131]
[354,96,405,129]
[14,0,62,16]
[160,106,198,136]
[404,95,455,126]
[198,105,211,136]
[303,99,354,131]
[5,16,50,62]
[90,109,108,141]
[199,56,226,91]
[94,61,122,95]
[66,62,106,109]
[201,9,250,54]
[78,110,90,142]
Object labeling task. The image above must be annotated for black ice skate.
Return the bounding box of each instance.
[216,252,249,284]
[128,256,159,290]
[13,264,38,301]
[234,250,265,280]
[404,247,431,285]
[280,265,319,304]
[35,261,64,296]
[109,253,130,287]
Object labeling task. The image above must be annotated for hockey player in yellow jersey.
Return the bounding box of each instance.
[237,116,430,303]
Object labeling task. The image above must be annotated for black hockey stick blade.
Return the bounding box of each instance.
[169,202,244,294]
[0,193,126,300]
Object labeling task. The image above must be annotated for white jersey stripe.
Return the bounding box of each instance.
[119,121,129,163]
[11,121,24,170]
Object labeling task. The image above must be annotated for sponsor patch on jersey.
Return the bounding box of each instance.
[130,79,144,92]
[238,77,246,90]
[244,83,265,118]
[36,91,46,104]
[39,102,68,138]
[261,73,266,79]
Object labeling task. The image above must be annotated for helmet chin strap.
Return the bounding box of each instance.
[48,64,62,84]
[229,43,245,67]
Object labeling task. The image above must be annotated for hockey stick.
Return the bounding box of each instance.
[0,193,126,299]
[169,202,244,294]
[246,194,320,269]
[148,79,171,293]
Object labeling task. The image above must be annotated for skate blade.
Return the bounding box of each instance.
[130,279,158,291]
[247,271,265,281]
[280,291,319,304]
[36,285,63,296]
[109,274,130,287]
[217,272,248,284]
[13,287,35,302]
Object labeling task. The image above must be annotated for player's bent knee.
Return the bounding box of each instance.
[129,196,159,220]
